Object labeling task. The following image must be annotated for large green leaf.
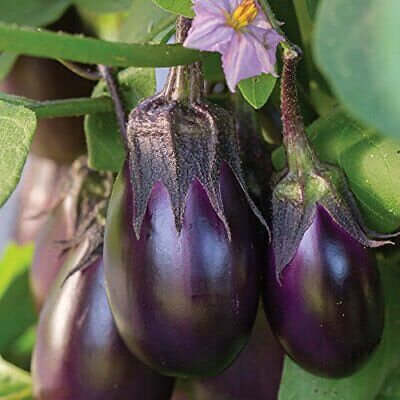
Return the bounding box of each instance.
[0,53,18,81]
[3,325,36,372]
[0,244,36,353]
[305,0,319,18]
[0,0,70,27]
[377,370,400,399]
[0,356,32,399]
[279,251,400,400]
[118,0,176,43]
[271,109,400,232]
[238,74,277,109]
[0,101,36,208]
[152,0,194,18]
[314,0,400,139]
[85,67,156,172]
[74,0,132,13]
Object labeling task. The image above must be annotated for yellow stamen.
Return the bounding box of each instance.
[226,0,258,31]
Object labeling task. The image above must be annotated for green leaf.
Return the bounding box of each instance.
[85,67,156,172]
[305,0,319,18]
[0,101,36,208]
[118,0,176,43]
[238,74,277,109]
[279,251,400,400]
[0,356,32,399]
[377,370,400,399]
[202,53,224,83]
[0,53,17,81]
[0,244,36,353]
[74,0,132,13]
[0,0,70,27]
[314,0,400,139]
[152,0,194,18]
[3,325,36,372]
[271,108,400,233]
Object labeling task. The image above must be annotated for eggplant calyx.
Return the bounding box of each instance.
[271,161,394,279]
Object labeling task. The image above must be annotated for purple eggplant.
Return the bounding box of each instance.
[104,161,260,377]
[263,204,384,377]
[30,183,77,311]
[171,387,192,400]
[193,308,283,400]
[32,241,174,400]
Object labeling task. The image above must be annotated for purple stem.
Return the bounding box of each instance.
[280,47,317,175]
[98,64,128,146]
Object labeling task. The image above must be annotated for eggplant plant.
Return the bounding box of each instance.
[0,1,399,400]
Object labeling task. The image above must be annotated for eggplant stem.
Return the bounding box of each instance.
[280,46,319,175]
[163,17,204,103]
[98,65,128,146]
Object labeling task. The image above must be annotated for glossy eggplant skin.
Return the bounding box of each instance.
[32,243,174,400]
[30,187,77,311]
[104,162,260,377]
[193,307,284,400]
[263,205,384,378]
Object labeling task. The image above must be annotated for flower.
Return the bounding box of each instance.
[183,0,284,92]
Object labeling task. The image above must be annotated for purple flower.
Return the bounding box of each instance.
[183,0,284,92]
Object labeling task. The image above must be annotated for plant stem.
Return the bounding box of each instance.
[0,21,203,68]
[57,59,101,81]
[0,92,113,118]
[280,47,318,175]
[98,65,128,144]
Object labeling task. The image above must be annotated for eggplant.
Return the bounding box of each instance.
[104,161,260,377]
[193,308,283,400]
[263,204,384,377]
[32,240,174,400]
[171,387,192,400]
[30,180,78,311]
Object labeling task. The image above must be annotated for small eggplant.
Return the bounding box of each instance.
[193,308,284,400]
[30,177,78,311]
[264,205,384,377]
[32,240,174,400]
[104,17,264,378]
[105,161,260,378]
[30,156,111,311]
[263,47,390,378]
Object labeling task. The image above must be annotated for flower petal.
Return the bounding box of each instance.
[192,0,232,14]
[249,28,283,75]
[222,33,264,92]
[184,22,234,53]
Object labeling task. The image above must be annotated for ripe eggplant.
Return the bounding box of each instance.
[14,156,69,245]
[32,240,174,400]
[30,178,78,311]
[193,308,283,400]
[30,157,114,311]
[104,17,264,378]
[171,387,191,400]
[104,161,260,377]
[264,204,384,377]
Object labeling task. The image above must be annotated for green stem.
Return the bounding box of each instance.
[0,21,204,67]
[0,90,227,120]
[0,92,113,118]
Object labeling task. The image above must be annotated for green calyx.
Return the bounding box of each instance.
[274,158,348,210]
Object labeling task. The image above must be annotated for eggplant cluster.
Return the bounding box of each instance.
[30,21,391,400]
